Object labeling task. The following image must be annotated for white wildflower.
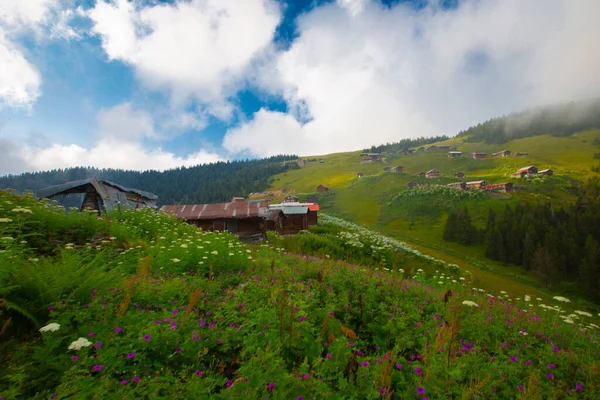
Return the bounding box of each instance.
[553,296,570,303]
[180,244,188,248]
[171,258,181,263]
[574,310,593,317]
[211,250,218,255]
[68,337,93,350]
[39,323,61,332]
[0,218,12,223]
[462,300,479,308]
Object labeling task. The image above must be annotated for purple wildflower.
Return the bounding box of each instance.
[416,387,426,395]
[72,355,78,362]
[510,355,518,362]
[48,306,54,311]
[88,332,95,337]
[547,374,554,380]
[547,363,555,369]
[114,327,122,333]
[361,361,369,367]
[299,315,306,322]
[226,380,233,388]
[127,352,135,359]
[415,367,423,376]
[132,376,140,383]
[143,334,151,341]
[576,382,584,391]
[396,364,402,369]
[195,370,204,376]
[326,353,332,359]
[518,385,524,392]
[93,364,103,371]
[94,342,102,349]
[267,382,275,391]
[172,309,178,315]
[120,380,127,385]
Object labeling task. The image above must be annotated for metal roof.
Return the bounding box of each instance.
[270,203,319,212]
[279,206,308,215]
[36,178,157,200]
[426,169,439,174]
[161,200,270,220]
[516,165,536,172]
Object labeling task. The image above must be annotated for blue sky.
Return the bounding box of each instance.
[1,0,599,175]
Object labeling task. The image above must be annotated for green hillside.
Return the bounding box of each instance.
[268,129,600,298]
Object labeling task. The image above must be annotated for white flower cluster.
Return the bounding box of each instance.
[39,323,61,332]
[68,337,93,350]
[462,300,479,307]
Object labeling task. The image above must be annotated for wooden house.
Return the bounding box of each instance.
[231,197,245,202]
[161,200,270,237]
[492,150,511,158]
[417,172,426,178]
[511,165,538,178]
[485,182,513,192]
[390,166,403,173]
[447,151,462,158]
[407,182,417,189]
[469,152,487,159]
[538,169,553,176]
[36,178,157,216]
[383,167,391,172]
[297,159,306,168]
[267,203,319,234]
[283,195,299,203]
[426,169,440,179]
[426,145,450,151]
[317,184,329,193]
[417,147,425,152]
[447,182,467,190]
[515,152,529,157]
[360,153,381,163]
[466,180,486,190]
[454,171,465,179]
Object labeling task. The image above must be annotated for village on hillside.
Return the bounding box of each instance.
[31,145,556,242]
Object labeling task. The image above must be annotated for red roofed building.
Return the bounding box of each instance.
[161,200,270,235]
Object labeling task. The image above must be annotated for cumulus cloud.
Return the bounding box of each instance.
[88,0,281,119]
[0,0,60,108]
[0,103,223,175]
[0,33,42,108]
[224,0,600,157]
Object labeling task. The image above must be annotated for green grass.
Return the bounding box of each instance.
[268,130,600,300]
[2,190,600,399]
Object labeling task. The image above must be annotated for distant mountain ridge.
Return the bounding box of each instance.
[457,98,600,144]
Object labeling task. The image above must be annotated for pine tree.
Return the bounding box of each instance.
[443,212,458,242]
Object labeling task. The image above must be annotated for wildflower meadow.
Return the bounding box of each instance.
[1,190,599,399]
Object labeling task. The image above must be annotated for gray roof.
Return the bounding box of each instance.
[36,178,158,200]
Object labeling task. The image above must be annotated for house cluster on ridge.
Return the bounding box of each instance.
[511,165,553,178]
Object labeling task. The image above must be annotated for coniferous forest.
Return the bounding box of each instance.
[456,98,600,144]
[0,155,298,206]
[443,178,600,300]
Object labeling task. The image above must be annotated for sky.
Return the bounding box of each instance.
[1,0,600,176]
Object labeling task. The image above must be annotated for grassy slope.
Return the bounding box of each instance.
[269,129,600,295]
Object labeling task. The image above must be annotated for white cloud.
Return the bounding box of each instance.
[336,0,368,17]
[20,141,223,173]
[88,0,281,119]
[0,0,61,108]
[0,0,58,29]
[96,102,155,141]
[0,33,42,108]
[0,103,223,175]
[224,0,600,157]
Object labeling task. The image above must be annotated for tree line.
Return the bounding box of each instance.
[364,136,449,154]
[456,98,600,144]
[443,178,600,301]
[0,155,298,206]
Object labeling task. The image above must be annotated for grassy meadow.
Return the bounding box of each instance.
[2,191,600,399]
[267,129,600,297]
